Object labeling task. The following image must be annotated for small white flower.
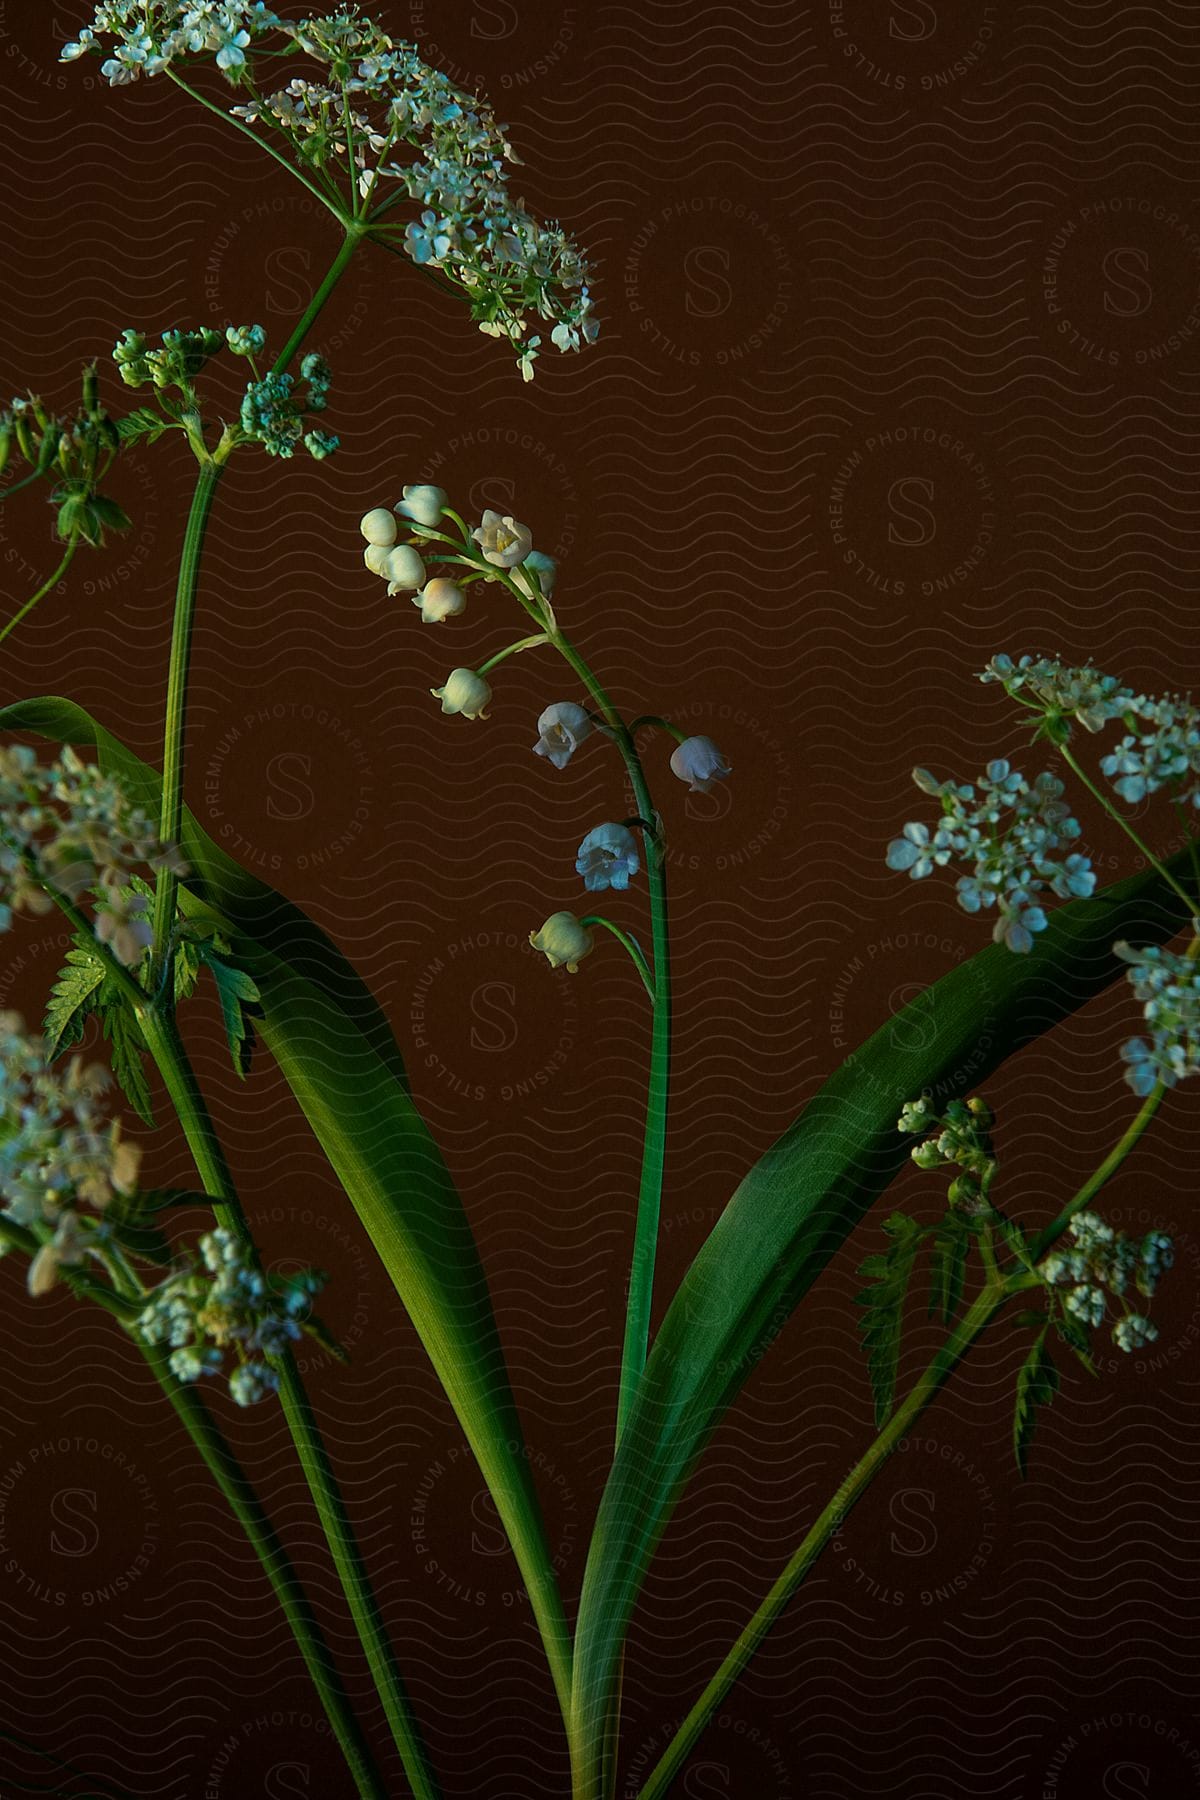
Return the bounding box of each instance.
[380,544,425,590]
[576,822,640,893]
[529,911,594,973]
[669,736,732,795]
[518,549,558,597]
[364,543,392,576]
[397,484,449,528]
[431,668,492,719]
[360,507,398,547]
[472,508,532,568]
[532,702,592,770]
[412,578,466,623]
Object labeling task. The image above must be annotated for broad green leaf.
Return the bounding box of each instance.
[0,695,571,1708]
[854,1211,925,1427]
[571,847,1195,1784]
[1013,1329,1059,1475]
[44,940,106,1058]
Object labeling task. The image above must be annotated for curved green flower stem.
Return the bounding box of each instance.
[150,455,228,971]
[0,538,79,647]
[635,1279,1009,1800]
[270,225,363,376]
[137,1006,441,1800]
[164,67,348,221]
[629,716,687,747]
[1059,743,1196,914]
[477,631,550,676]
[140,1341,390,1800]
[1030,1084,1166,1263]
[581,916,656,1000]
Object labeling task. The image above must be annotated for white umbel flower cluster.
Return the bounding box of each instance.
[1039,1210,1172,1353]
[1114,939,1200,1095]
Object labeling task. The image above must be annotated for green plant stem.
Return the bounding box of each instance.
[581,916,656,1000]
[151,458,226,967]
[165,68,348,221]
[0,539,78,647]
[0,467,48,508]
[635,1281,1007,1800]
[1060,743,1195,913]
[271,226,363,375]
[137,1007,440,1800]
[140,1340,389,1800]
[477,630,550,676]
[1030,1082,1165,1262]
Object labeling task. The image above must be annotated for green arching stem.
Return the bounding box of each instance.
[137,1007,442,1800]
[270,225,363,376]
[635,1280,1008,1800]
[165,67,349,221]
[629,714,688,747]
[635,1055,1175,1799]
[151,457,227,968]
[1059,742,1196,914]
[0,539,79,647]
[581,916,656,1001]
[477,631,550,676]
[140,1342,390,1800]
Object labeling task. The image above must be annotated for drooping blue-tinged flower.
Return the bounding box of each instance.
[431,667,492,719]
[576,822,640,893]
[412,578,466,623]
[398,484,449,528]
[473,508,532,568]
[529,912,594,973]
[519,550,558,598]
[1115,939,1200,1093]
[670,735,732,795]
[532,703,592,770]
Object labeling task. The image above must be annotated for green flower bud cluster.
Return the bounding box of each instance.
[1,367,131,547]
[239,356,338,461]
[898,1094,997,1217]
[113,325,226,394]
[137,1226,330,1407]
[1039,1210,1173,1353]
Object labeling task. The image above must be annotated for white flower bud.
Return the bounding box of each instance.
[364,543,392,576]
[359,508,398,547]
[412,578,467,623]
[380,544,425,590]
[669,735,732,794]
[431,668,492,719]
[397,484,449,528]
[532,702,592,769]
[529,911,594,973]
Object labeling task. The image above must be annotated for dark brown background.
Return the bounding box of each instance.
[1,1,1199,1794]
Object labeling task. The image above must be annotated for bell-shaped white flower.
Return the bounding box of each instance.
[529,911,594,973]
[532,702,592,770]
[397,485,449,528]
[364,543,392,576]
[520,549,558,596]
[576,822,640,893]
[412,578,467,624]
[472,508,533,568]
[360,508,398,548]
[380,544,425,590]
[670,735,732,794]
[431,667,492,719]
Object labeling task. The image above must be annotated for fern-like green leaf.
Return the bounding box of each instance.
[855,1211,927,1426]
[1013,1328,1059,1475]
[101,1002,155,1127]
[927,1215,972,1324]
[199,946,260,1077]
[43,941,106,1059]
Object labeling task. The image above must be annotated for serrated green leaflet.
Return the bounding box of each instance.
[44,941,106,1057]
[855,1211,925,1428]
[1013,1329,1059,1475]
[0,694,572,1714]
[570,847,1194,1794]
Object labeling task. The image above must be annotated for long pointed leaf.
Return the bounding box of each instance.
[571,854,1194,1785]
[1,695,572,1708]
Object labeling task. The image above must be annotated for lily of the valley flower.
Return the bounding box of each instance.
[670,735,732,794]
[360,507,398,548]
[517,549,558,597]
[412,578,466,623]
[380,544,425,590]
[533,702,592,770]
[576,822,640,892]
[473,508,532,568]
[397,484,449,528]
[529,911,594,972]
[431,667,492,719]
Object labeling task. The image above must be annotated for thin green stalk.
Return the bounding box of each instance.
[141,1341,389,1800]
[270,226,363,375]
[138,1007,441,1800]
[0,539,78,647]
[581,916,656,1000]
[165,68,348,221]
[151,458,226,966]
[1060,743,1195,912]
[0,467,48,509]
[477,631,550,676]
[1030,1083,1165,1262]
[635,1282,1006,1800]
